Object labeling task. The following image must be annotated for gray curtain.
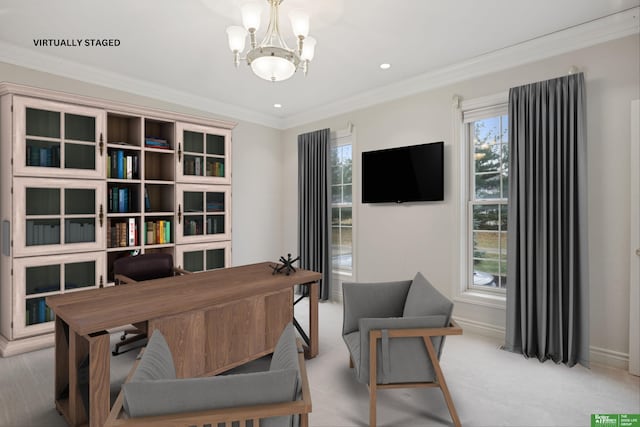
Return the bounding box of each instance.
[298,128,331,300]
[504,73,589,367]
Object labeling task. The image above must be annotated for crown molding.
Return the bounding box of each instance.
[282,7,640,129]
[0,40,282,129]
[0,7,637,130]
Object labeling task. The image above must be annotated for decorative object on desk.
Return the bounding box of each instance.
[271,253,300,275]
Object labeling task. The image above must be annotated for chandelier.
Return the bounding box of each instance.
[225,0,317,82]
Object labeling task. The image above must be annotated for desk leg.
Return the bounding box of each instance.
[54,317,69,417]
[87,332,110,427]
[308,281,319,358]
[68,329,89,426]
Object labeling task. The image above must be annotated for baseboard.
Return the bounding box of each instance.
[451,317,631,371]
[452,316,505,341]
[590,346,629,371]
[0,333,54,357]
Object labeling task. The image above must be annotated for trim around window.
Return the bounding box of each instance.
[453,94,508,309]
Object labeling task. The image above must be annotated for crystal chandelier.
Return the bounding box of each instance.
[226,0,317,82]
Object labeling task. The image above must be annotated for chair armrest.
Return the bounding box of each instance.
[114,274,138,285]
[342,280,412,335]
[367,319,463,340]
[173,267,193,275]
[358,315,453,342]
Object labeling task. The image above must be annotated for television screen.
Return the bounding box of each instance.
[362,141,444,203]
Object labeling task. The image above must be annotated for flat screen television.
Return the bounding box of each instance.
[362,141,444,203]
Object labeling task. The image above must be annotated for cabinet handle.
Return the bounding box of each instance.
[99,133,104,156]
[178,143,182,162]
[178,204,182,224]
[99,204,104,227]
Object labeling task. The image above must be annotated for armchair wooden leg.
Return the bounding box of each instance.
[369,332,378,427]
[423,337,461,427]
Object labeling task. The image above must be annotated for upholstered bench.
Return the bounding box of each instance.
[105,322,311,427]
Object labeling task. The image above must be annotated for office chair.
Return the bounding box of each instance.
[112,252,190,355]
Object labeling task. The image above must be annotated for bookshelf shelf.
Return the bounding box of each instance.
[0,83,234,356]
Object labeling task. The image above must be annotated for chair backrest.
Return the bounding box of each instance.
[114,253,174,282]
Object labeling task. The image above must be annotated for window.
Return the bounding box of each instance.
[466,111,508,291]
[331,141,352,273]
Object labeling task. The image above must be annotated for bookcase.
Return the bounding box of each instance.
[0,83,235,356]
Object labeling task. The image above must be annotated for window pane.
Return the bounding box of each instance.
[473,204,499,230]
[65,218,96,243]
[473,231,500,260]
[26,108,60,138]
[65,261,95,289]
[26,188,60,215]
[340,207,352,226]
[343,184,352,203]
[331,185,342,204]
[206,134,224,155]
[475,143,501,173]
[184,251,204,272]
[475,173,500,199]
[332,165,341,184]
[65,143,95,170]
[184,192,203,212]
[65,113,95,142]
[500,204,508,230]
[332,207,340,226]
[183,131,203,153]
[26,140,60,168]
[65,189,95,215]
[26,264,60,295]
[206,248,225,270]
[501,115,509,143]
[472,259,499,288]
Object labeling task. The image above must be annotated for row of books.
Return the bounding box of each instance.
[108,186,136,213]
[183,157,225,177]
[184,216,224,236]
[26,222,60,246]
[107,218,138,248]
[145,137,171,150]
[107,150,139,179]
[145,220,171,245]
[27,145,61,168]
[26,299,55,326]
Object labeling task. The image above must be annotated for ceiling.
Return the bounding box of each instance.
[0,0,638,128]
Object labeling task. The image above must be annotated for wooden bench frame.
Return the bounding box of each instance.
[105,339,312,427]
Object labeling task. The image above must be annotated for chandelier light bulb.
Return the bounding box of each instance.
[288,9,310,38]
[241,2,263,31]
[226,26,247,52]
[300,36,316,61]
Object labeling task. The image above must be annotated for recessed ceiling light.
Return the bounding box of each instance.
[380,63,391,70]
[273,103,282,108]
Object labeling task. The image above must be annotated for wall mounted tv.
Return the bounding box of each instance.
[362,141,444,203]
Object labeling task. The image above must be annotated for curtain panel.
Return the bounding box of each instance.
[504,73,589,367]
[298,128,331,300]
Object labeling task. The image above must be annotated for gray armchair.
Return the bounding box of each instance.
[342,273,462,427]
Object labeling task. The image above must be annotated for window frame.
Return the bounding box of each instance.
[455,93,508,308]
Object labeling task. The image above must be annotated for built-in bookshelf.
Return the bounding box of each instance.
[0,83,235,356]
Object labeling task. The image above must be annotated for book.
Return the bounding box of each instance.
[128,218,136,246]
[164,221,171,243]
[117,150,124,179]
[144,188,151,211]
[126,155,133,179]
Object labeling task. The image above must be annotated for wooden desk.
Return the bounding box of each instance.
[46,262,321,427]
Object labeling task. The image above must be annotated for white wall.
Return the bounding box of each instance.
[0,61,286,266]
[282,35,640,365]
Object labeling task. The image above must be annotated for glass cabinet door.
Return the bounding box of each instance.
[175,184,231,243]
[14,178,105,256]
[175,241,231,273]
[13,96,105,179]
[176,123,231,184]
[13,252,105,338]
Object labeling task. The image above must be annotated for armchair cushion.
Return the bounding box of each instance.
[129,329,176,383]
[122,369,298,424]
[342,280,412,335]
[345,315,448,384]
[403,272,453,322]
[270,322,301,399]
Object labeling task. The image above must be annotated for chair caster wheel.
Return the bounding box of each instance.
[112,350,118,356]
[120,335,126,341]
